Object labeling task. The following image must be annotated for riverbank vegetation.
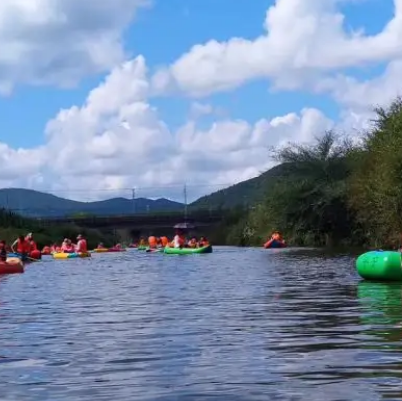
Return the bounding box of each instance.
[213,98,402,248]
[0,208,116,248]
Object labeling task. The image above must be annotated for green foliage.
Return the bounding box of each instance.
[223,131,360,247]
[207,206,251,245]
[213,98,402,248]
[190,164,293,210]
[349,97,402,247]
[70,212,95,218]
[0,208,116,249]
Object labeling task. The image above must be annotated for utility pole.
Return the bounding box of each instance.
[183,183,188,220]
[131,188,136,214]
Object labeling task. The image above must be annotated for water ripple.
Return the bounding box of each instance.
[0,247,401,400]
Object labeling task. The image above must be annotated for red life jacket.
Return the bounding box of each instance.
[17,239,30,253]
[76,239,87,252]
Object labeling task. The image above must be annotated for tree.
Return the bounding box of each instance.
[349,98,402,247]
[247,131,358,245]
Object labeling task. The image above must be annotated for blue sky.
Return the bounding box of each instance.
[0,0,392,149]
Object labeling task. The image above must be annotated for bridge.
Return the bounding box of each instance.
[37,210,224,230]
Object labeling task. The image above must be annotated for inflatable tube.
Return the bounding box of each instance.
[264,239,286,249]
[29,249,41,260]
[137,246,148,251]
[356,251,402,281]
[0,258,24,274]
[164,245,212,255]
[53,252,91,259]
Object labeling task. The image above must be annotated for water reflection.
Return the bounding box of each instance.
[356,281,402,399]
[358,281,402,338]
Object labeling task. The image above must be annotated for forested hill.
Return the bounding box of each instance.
[190,164,292,210]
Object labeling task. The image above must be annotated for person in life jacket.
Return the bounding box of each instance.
[148,236,157,249]
[173,229,186,248]
[61,238,75,253]
[42,245,51,255]
[11,235,31,260]
[187,237,197,248]
[25,233,37,251]
[75,234,87,253]
[160,236,169,247]
[264,231,286,248]
[26,233,41,259]
[0,240,7,262]
[50,243,61,253]
[97,242,105,249]
[198,236,209,247]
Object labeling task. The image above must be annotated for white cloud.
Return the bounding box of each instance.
[0,56,334,202]
[0,0,149,93]
[326,59,402,110]
[189,102,214,118]
[1,0,401,204]
[154,0,402,97]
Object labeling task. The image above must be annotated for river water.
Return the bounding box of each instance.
[0,247,401,400]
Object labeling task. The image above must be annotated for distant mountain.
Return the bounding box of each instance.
[0,164,293,218]
[0,188,184,217]
[190,164,293,210]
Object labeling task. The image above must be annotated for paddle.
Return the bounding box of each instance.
[146,248,159,253]
[10,252,39,262]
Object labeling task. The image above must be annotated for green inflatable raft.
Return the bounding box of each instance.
[137,246,148,251]
[164,245,213,255]
[356,251,402,281]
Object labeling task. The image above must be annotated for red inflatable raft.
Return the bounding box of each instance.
[0,258,24,275]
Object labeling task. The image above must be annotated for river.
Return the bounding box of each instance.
[0,246,401,400]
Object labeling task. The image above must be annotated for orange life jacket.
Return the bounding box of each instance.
[148,236,157,248]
